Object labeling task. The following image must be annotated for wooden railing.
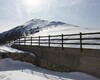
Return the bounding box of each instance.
[14,32,100,51]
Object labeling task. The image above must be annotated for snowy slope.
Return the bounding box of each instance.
[0,58,99,80]
[31,25,100,36]
[0,19,72,45]
[0,19,81,52]
[0,45,25,53]
[19,25,100,49]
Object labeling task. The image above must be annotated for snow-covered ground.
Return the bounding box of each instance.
[0,71,48,80]
[0,58,99,80]
[0,45,28,53]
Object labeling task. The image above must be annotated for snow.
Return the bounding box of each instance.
[0,45,35,57]
[0,71,49,80]
[0,58,99,80]
[24,19,49,30]
[30,25,99,36]
[0,45,24,53]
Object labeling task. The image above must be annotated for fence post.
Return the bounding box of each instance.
[24,37,26,45]
[13,38,15,44]
[49,35,50,48]
[62,34,64,49]
[31,37,32,46]
[39,36,40,47]
[19,38,20,45]
[9,40,10,46]
[80,32,83,52]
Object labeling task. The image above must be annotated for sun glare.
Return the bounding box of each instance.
[23,0,43,8]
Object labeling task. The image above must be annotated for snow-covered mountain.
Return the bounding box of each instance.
[0,19,78,45]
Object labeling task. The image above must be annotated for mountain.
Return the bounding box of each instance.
[0,19,76,45]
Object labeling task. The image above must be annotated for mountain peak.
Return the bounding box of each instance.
[0,18,79,45]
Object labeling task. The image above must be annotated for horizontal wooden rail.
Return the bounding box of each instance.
[82,32,100,35]
[20,38,100,42]
[15,41,100,45]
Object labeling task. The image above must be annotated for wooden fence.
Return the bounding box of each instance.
[14,32,100,51]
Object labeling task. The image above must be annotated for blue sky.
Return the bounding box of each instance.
[0,0,100,32]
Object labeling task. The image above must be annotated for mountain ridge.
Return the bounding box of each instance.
[0,19,78,45]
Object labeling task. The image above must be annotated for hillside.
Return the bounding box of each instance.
[0,18,100,46]
[0,19,71,45]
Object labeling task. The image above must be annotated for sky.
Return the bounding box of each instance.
[0,0,100,32]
